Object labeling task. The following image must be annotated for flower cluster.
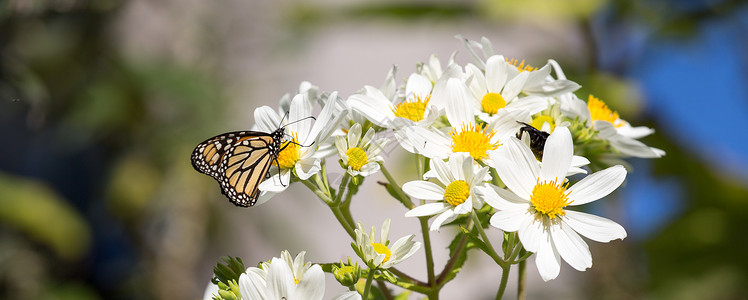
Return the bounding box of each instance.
[204,36,664,299]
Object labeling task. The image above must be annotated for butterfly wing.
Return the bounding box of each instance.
[191,131,280,207]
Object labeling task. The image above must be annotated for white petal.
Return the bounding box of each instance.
[518,217,546,253]
[254,106,282,132]
[430,210,457,231]
[563,210,627,243]
[501,71,529,100]
[617,125,654,139]
[430,157,454,186]
[347,93,394,127]
[405,73,433,99]
[266,258,294,300]
[489,208,531,232]
[535,238,561,281]
[506,96,551,116]
[550,221,592,271]
[453,198,473,215]
[490,145,535,200]
[493,137,539,188]
[347,123,362,148]
[404,126,452,159]
[443,78,474,128]
[567,165,626,205]
[405,203,449,217]
[295,158,321,180]
[288,94,312,137]
[540,126,573,183]
[293,265,325,300]
[259,171,290,192]
[476,184,528,211]
[402,181,445,200]
[239,272,268,300]
[203,282,219,300]
[485,55,508,93]
[332,291,362,300]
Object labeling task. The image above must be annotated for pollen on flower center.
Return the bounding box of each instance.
[346,147,368,171]
[444,180,470,206]
[450,123,500,160]
[481,93,506,114]
[277,133,300,169]
[530,179,573,219]
[506,58,538,72]
[371,242,391,263]
[587,95,623,128]
[392,94,430,122]
[530,115,555,132]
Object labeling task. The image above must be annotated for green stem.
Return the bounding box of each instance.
[436,216,473,285]
[362,268,376,300]
[471,210,505,267]
[419,217,436,286]
[334,173,351,204]
[495,265,510,300]
[301,179,332,204]
[330,205,356,239]
[518,250,527,300]
[379,163,414,209]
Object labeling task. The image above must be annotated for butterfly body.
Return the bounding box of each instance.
[191,128,285,207]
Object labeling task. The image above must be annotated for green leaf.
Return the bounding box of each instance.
[212,256,246,286]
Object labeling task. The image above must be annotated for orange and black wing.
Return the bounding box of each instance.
[191,130,280,207]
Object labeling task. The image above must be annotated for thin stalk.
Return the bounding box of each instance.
[379,163,414,209]
[301,178,332,204]
[419,217,435,286]
[518,250,527,300]
[334,173,351,204]
[471,211,504,267]
[495,265,510,300]
[362,269,376,300]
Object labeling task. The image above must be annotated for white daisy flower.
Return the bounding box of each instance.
[334,123,388,177]
[465,55,556,123]
[459,36,580,98]
[239,251,325,300]
[353,219,421,270]
[477,127,627,281]
[402,153,490,231]
[404,83,526,165]
[252,91,341,205]
[347,70,442,153]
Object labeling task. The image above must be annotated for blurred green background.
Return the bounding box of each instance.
[1,0,747,299]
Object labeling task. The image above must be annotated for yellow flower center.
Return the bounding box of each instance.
[506,58,537,72]
[392,95,430,122]
[530,179,573,219]
[481,93,506,114]
[346,147,368,171]
[444,180,470,206]
[530,115,555,132]
[371,242,391,263]
[277,133,300,169]
[587,95,623,128]
[450,123,500,160]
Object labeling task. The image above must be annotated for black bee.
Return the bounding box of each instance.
[516,122,549,159]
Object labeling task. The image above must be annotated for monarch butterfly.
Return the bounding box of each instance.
[190,126,286,207]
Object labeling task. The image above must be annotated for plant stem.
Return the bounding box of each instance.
[471,210,504,267]
[419,217,435,286]
[334,173,351,204]
[495,265,510,300]
[518,250,527,300]
[379,163,414,209]
[362,268,376,300]
[301,178,332,204]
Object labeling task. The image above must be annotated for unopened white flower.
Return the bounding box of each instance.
[403,153,489,231]
[353,219,421,269]
[239,251,325,300]
[252,92,342,205]
[477,127,627,281]
[335,123,388,177]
